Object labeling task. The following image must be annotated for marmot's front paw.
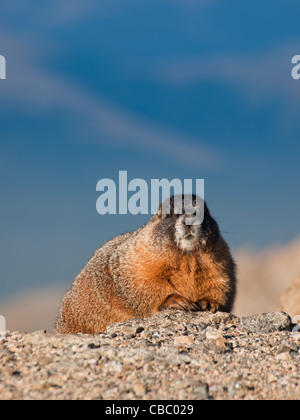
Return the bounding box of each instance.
[197,299,221,313]
[158,294,199,312]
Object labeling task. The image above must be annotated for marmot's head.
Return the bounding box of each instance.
[154,195,220,253]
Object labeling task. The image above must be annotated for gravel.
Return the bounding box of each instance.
[0,310,300,400]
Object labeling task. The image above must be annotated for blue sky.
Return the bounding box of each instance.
[0,0,300,298]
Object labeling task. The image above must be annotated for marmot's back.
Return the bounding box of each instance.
[55,231,135,334]
[56,195,237,334]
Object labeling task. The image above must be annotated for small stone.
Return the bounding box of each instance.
[215,337,227,348]
[35,355,53,365]
[164,329,176,336]
[31,382,51,392]
[174,335,194,346]
[276,343,298,355]
[197,323,208,331]
[1,367,14,376]
[205,330,228,348]
[276,352,291,361]
[186,323,197,330]
[206,330,223,340]
[193,382,209,400]
[178,346,189,354]
[240,312,292,334]
[133,382,146,396]
[276,344,292,355]
[119,326,137,336]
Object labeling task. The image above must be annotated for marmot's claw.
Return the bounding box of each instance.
[197,299,220,313]
[159,294,200,312]
[179,299,200,312]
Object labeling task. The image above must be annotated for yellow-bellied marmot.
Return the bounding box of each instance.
[55,195,237,334]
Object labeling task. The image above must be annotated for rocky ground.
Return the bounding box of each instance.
[0,310,300,400]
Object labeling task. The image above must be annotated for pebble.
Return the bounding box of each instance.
[193,382,209,400]
[174,335,194,346]
[133,382,146,396]
[240,312,292,334]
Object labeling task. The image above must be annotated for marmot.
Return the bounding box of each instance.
[56,195,237,334]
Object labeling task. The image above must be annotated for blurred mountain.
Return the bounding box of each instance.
[0,285,65,333]
[277,275,300,318]
[234,236,300,316]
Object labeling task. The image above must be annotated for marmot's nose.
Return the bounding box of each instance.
[183,225,199,239]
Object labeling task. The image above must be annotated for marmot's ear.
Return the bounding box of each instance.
[154,203,169,220]
[156,203,163,218]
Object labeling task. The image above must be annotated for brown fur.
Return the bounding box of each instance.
[55,195,237,334]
